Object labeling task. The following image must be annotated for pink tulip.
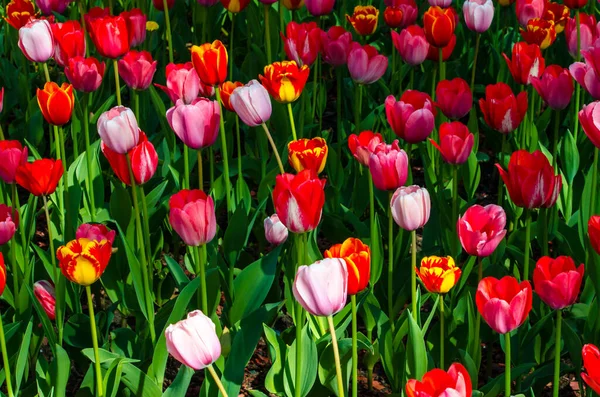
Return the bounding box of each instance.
[169,190,217,246]
[463,0,494,33]
[0,140,28,184]
[0,205,18,245]
[347,42,389,85]
[570,47,600,99]
[428,0,452,7]
[531,65,574,110]
[0,87,4,114]
[565,14,597,58]
[516,0,544,27]
[76,223,116,244]
[33,280,56,320]
[392,26,429,67]
[165,310,221,370]
[118,50,158,91]
[457,204,506,257]
[97,106,140,154]
[264,214,288,245]
[155,62,201,104]
[347,130,384,166]
[166,98,220,150]
[36,0,71,15]
[368,140,409,191]
[305,0,335,16]
[386,0,418,27]
[476,276,532,334]
[390,185,431,231]
[229,80,272,127]
[533,256,584,310]
[18,19,55,63]
[321,26,353,67]
[293,258,348,317]
[121,8,147,47]
[429,121,474,165]
[580,101,600,148]
[385,91,436,143]
[435,78,472,120]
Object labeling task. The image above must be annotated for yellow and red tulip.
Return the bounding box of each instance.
[57,238,113,286]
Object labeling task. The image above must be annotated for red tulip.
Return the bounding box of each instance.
[84,7,110,31]
[520,18,556,50]
[476,276,532,334]
[347,130,384,166]
[282,21,322,67]
[121,8,147,47]
[52,20,86,67]
[0,140,28,184]
[429,121,474,165]
[533,256,584,310]
[435,78,472,119]
[37,82,75,126]
[16,158,64,196]
[589,215,600,255]
[64,56,106,93]
[457,204,506,257]
[384,6,404,29]
[118,50,158,90]
[87,14,130,59]
[406,363,472,397]
[530,65,573,110]
[582,344,600,394]
[4,0,38,30]
[503,41,545,85]
[564,0,587,9]
[479,82,527,134]
[153,0,174,10]
[0,253,5,296]
[385,0,417,28]
[101,131,158,186]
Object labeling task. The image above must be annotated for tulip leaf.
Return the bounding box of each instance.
[162,365,194,397]
[561,129,580,184]
[27,286,57,355]
[562,317,583,372]
[405,310,427,381]
[370,214,384,285]
[461,150,481,201]
[283,324,319,397]
[14,319,33,394]
[263,325,287,395]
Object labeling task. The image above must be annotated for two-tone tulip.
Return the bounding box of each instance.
[57,238,113,286]
[288,137,328,174]
[259,61,310,103]
[324,238,371,295]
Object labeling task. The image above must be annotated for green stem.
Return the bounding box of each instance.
[215,89,233,215]
[553,310,562,397]
[42,62,50,83]
[299,88,306,138]
[409,67,414,91]
[183,145,190,189]
[195,244,208,314]
[388,191,395,330]
[591,148,599,217]
[452,165,458,254]
[474,257,483,373]
[198,149,204,190]
[42,195,62,344]
[264,4,272,64]
[354,84,362,134]
[505,332,511,397]
[328,315,345,397]
[411,230,417,320]
[162,0,173,63]
[336,68,343,160]
[470,34,480,93]
[368,172,375,264]
[438,47,445,82]
[0,313,15,397]
[58,126,71,238]
[140,187,153,283]
[86,286,105,397]
[261,123,285,174]
[207,365,229,397]
[229,13,235,79]
[295,233,305,397]
[209,147,215,190]
[351,295,358,397]
[498,134,507,207]
[113,59,122,106]
[202,5,208,42]
[523,210,532,280]
[82,95,96,222]
[235,116,242,200]
[287,103,298,141]
[440,294,445,369]
[0,125,4,140]
[10,185,19,306]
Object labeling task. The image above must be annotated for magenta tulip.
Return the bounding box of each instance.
[293,258,348,316]
[385,91,436,143]
[305,0,335,16]
[321,26,353,67]
[457,204,507,257]
[570,47,600,99]
[435,78,472,120]
[347,42,388,85]
[166,98,220,150]
[33,280,56,320]
[76,223,116,244]
[430,121,474,165]
[565,14,597,58]
[579,101,600,149]
[0,140,28,184]
[392,25,429,66]
[64,56,105,93]
[531,65,573,110]
[0,204,18,245]
[368,140,409,191]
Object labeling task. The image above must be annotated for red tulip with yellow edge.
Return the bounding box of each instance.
[543,2,569,33]
[191,40,228,87]
[346,5,379,36]
[4,0,37,30]
[423,6,456,48]
[416,256,461,294]
[520,18,556,50]
[57,238,113,286]
[259,61,310,104]
[324,238,371,295]
[37,82,75,126]
[288,137,328,174]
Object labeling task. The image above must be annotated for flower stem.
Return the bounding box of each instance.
[368,172,375,271]
[354,84,361,135]
[215,89,233,215]
[553,309,562,397]
[42,62,51,83]
[113,59,122,106]
[440,294,445,369]
[86,286,105,397]
[58,126,72,239]
[207,365,228,397]
[470,34,480,93]
[0,312,15,397]
[139,187,153,282]
[82,95,96,222]
[195,244,208,314]
[452,165,458,254]
[388,191,395,330]
[264,4,272,64]
[336,68,344,160]
[198,149,204,190]
[42,195,63,344]
[294,233,306,397]
[505,332,511,397]
[235,115,242,200]
[351,295,358,397]
[183,145,190,189]
[474,257,483,375]
[591,148,599,217]
[261,123,285,174]
[523,209,532,280]
[411,230,417,320]
[409,68,414,91]
[287,103,298,141]
[438,47,445,82]
[229,13,235,78]
[162,0,174,64]
[10,185,19,305]
[552,109,560,169]
[328,315,345,397]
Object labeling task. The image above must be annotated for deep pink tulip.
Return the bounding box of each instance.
[97,106,140,154]
[166,98,220,150]
[463,0,494,33]
[64,56,105,93]
[229,80,272,127]
[169,190,217,246]
[320,26,353,67]
[390,185,430,231]
[0,87,4,114]
[76,223,116,244]
[118,50,157,91]
[347,42,388,85]
[516,0,544,27]
[305,0,334,16]
[18,19,54,63]
[165,310,221,370]
[293,258,348,316]
[385,91,436,143]
[0,140,28,184]
[282,22,322,67]
[429,0,452,7]
[155,63,201,104]
[565,14,597,58]
[570,47,600,99]
[36,0,71,15]
[33,280,56,320]
[457,204,506,257]
[347,130,384,166]
[476,276,532,334]
[0,204,18,245]
[430,121,474,164]
[264,214,289,245]
[101,132,158,186]
[121,9,147,47]
[368,140,409,191]
[392,25,429,66]
[579,101,600,148]
[531,65,573,110]
[533,256,584,310]
[435,78,472,119]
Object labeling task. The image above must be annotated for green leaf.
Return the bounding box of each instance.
[561,129,579,183]
[162,365,194,397]
[370,214,384,285]
[14,320,33,393]
[284,324,318,397]
[49,344,70,397]
[263,325,286,396]
[405,311,427,380]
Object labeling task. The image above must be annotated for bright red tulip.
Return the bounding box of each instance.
[384,7,404,28]
[503,41,545,85]
[64,56,106,93]
[101,131,158,186]
[386,91,436,143]
[435,78,472,119]
[347,130,384,166]
[533,256,584,310]
[582,344,600,394]
[426,34,456,61]
[87,14,130,59]
[530,65,573,110]
[37,82,75,126]
[0,253,5,296]
[191,40,228,87]
[476,276,532,334]
[457,204,506,257]
[169,190,217,246]
[16,158,64,196]
[0,140,28,184]
[430,121,474,165]
[589,215,600,255]
[423,6,456,48]
[52,20,86,67]
[406,363,472,397]
[479,82,527,134]
[118,50,158,90]
[282,21,322,67]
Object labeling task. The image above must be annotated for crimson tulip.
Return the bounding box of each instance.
[476,276,532,334]
[589,215,600,255]
[426,34,456,61]
[564,0,587,9]
[87,14,130,59]
[121,8,147,47]
[101,131,158,186]
[282,21,322,67]
[4,0,38,30]
[64,56,106,93]
[582,344,600,394]
[479,82,527,134]
[430,121,474,165]
[531,65,573,110]
[346,5,379,36]
[118,50,158,90]
[503,41,545,85]
[533,256,584,310]
[435,78,472,119]
[0,140,28,184]
[320,26,353,67]
[52,20,86,67]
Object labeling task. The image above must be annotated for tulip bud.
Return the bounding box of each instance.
[156,62,202,104]
[392,25,429,66]
[324,238,371,295]
[457,204,506,257]
[264,214,288,245]
[406,363,472,397]
[385,91,436,143]
[166,98,220,150]
[390,185,431,231]
[0,204,18,245]
[64,56,106,93]
[582,344,600,395]
[102,132,158,186]
[0,140,28,184]
[288,137,328,174]
[118,50,157,90]
[435,78,472,120]
[476,276,532,334]
[430,122,474,165]
[347,43,388,85]
[229,80,273,127]
[346,6,379,36]
[76,223,116,244]
[531,65,573,110]
[57,238,113,286]
[87,15,130,59]
[0,253,5,296]
[293,258,348,316]
[33,280,56,320]
[347,130,384,166]
[423,6,456,48]
[463,0,494,32]
[571,48,600,100]
[18,19,54,62]
[97,106,140,154]
[320,26,353,67]
[52,21,86,67]
[169,190,217,246]
[191,40,228,87]
[533,256,584,310]
[368,141,409,191]
[417,256,461,294]
[16,158,64,196]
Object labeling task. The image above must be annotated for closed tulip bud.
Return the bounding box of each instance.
[220,0,250,12]
[155,62,202,104]
[406,363,472,397]
[476,276,532,334]
[169,190,217,246]
[288,137,328,174]
[37,82,74,126]
[392,26,429,66]
[230,80,273,127]
[520,18,556,50]
[101,132,158,186]
[191,40,228,86]
[305,0,334,16]
[426,34,457,61]
[479,82,528,133]
[348,130,384,166]
[564,0,587,9]
[16,158,63,196]
[166,98,220,150]
[423,6,456,48]
[347,43,389,85]
[0,253,5,296]
[384,7,404,28]
[97,106,140,154]
[282,0,304,9]
[87,15,130,59]
[4,0,38,30]
[368,140,409,191]
[496,150,561,209]
[457,204,506,257]
[165,310,222,370]
[582,344,600,395]
[260,61,310,103]
[273,170,326,233]
[386,91,436,143]
[516,0,544,26]
[417,256,461,294]
[218,81,243,111]
[320,26,353,67]
[589,215,600,254]
[122,9,147,47]
[18,19,54,63]
[76,223,116,244]
[33,280,56,320]
[503,42,545,85]
[282,21,322,67]
[153,0,174,10]
[57,238,112,286]
[52,21,86,67]
[0,204,18,245]
[390,185,431,231]
[64,56,106,93]
[570,48,600,99]
[565,14,596,57]
[463,0,494,33]
[346,5,379,36]
[118,50,157,91]
[430,122,474,165]
[293,258,348,316]
[543,2,569,33]
[435,78,472,120]
[264,214,288,245]
[324,238,370,295]
[531,65,573,110]
[533,256,584,310]
[0,140,28,184]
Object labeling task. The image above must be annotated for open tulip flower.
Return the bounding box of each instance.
[429,121,474,164]
[347,130,384,166]
[260,61,310,103]
[479,82,527,134]
[406,363,472,397]
[346,5,379,36]
[16,158,64,196]
[457,204,507,257]
[503,41,545,85]
[288,137,328,174]
[87,14,130,59]
[533,256,584,310]
[57,238,112,286]
[52,21,86,67]
[4,0,38,30]
[37,82,75,126]
[191,40,228,87]
[476,276,532,334]
[520,18,556,49]
[416,256,461,294]
[282,21,322,67]
[423,6,456,48]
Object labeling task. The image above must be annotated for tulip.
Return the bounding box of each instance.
[87,15,130,59]
[423,6,456,48]
[435,78,472,120]
[272,170,326,233]
[0,253,5,296]
[426,34,456,61]
[543,2,569,33]
[4,0,37,30]
[282,0,304,9]
[37,82,74,126]
[305,0,334,16]
[324,238,370,295]
[520,18,556,50]
[264,214,288,245]
[293,258,348,316]
[430,122,474,165]
[155,63,202,104]
[229,80,273,126]
[503,42,545,85]
[476,276,532,334]
[565,14,596,57]
[320,26,353,67]
[385,0,418,27]
[169,190,217,246]
[385,91,436,143]
[392,26,430,66]
[191,40,228,87]
[165,310,222,370]
[348,43,389,85]
[589,215,600,254]
[282,21,322,67]
[384,7,403,29]
[57,238,112,286]
[533,256,584,310]
[0,87,4,114]
[579,102,600,149]
[457,204,507,257]
[64,56,106,93]
[564,0,587,9]
[368,140,409,191]
[84,7,110,30]
[406,363,472,397]
[347,130,384,166]
[429,0,452,6]
[15,159,63,196]
[118,50,158,90]
[516,0,544,26]
[76,223,116,244]
[121,8,147,47]
[288,137,328,174]
[346,5,379,36]
[530,65,573,110]
[102,132,158,186]
[582,344,600,394]
[33,280,56,320]
[218,81,243,112]
[153,0,175,10]
[570,47,600,99]
[220,0,250,12]
[479,82,528,133]
[52,21,86,67]
[97,106,140,154]
[18,19,54,63]
[416,256,461,294]
[463,0,494,33]
[0,140,28,184]
[36,0,70,14]
[0,204,18,246]
[496,150,561,209]
[390,185,431,231]
[166,98,220,150]
[259,61,310,103]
